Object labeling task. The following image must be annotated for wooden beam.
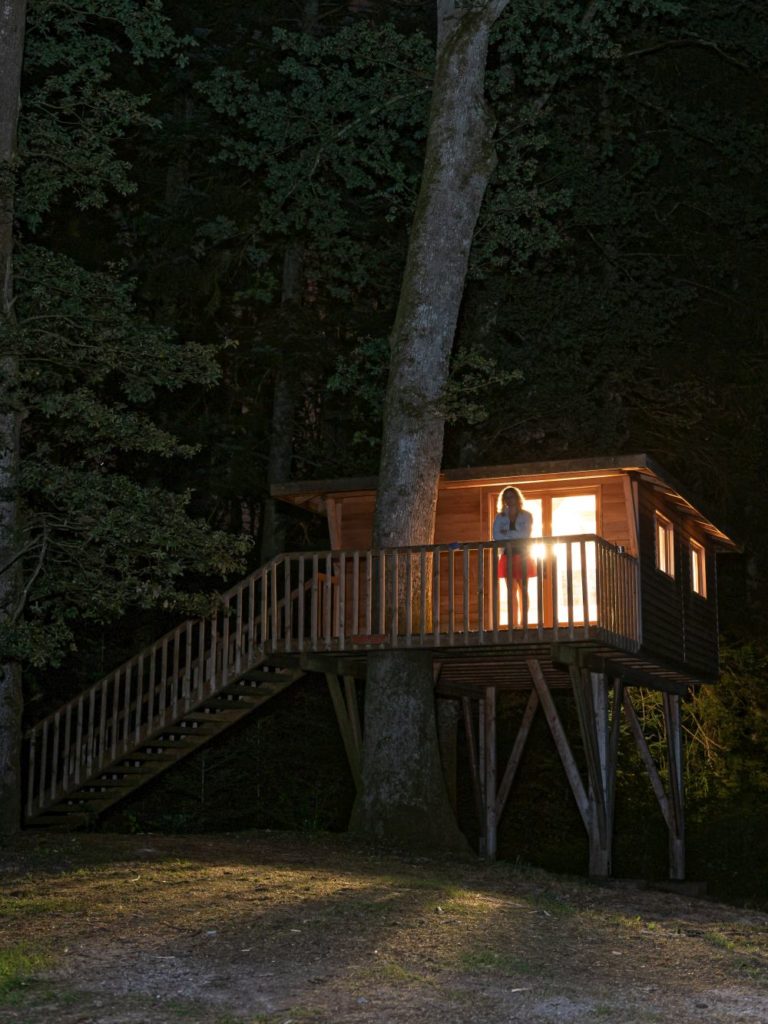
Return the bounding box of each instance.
[622,690,672,830]
[664,692,686,881]
[325,673,362,792]
[495,688,538,821]
[527,658,590,830]
[484,687,497,861]
[462,696,484,850]
[622,474,640,557]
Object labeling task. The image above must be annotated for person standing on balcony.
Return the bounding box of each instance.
[493,487,533,627]
[493,487,533,543]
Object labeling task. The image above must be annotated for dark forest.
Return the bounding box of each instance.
[1,0,767,908]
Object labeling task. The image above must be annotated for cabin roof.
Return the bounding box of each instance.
[272,453,739,552]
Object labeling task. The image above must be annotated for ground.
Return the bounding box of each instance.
[0,832,767,1024]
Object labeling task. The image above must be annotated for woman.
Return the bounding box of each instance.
[493,487,534,626]
[493,487,533,543]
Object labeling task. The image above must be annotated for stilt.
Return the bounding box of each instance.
[483,686,497,860]
[569,669,619,877]
[527,659,590,830]
[664,692,686,880]
[326,673,362,792]
[462,696,485,854]
[623,688,686,881]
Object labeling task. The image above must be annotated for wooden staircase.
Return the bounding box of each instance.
[24,536,642,829]
[23,555,306,829]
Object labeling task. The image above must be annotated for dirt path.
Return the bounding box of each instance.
[1,832,766,1023]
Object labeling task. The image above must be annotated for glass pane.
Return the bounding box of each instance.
[552,495,597,624]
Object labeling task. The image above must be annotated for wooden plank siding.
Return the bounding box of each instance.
[313,464,726,685]
[636,480,718,680]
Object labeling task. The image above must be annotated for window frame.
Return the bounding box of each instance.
[654,511,675,578]
[690,539,707,598]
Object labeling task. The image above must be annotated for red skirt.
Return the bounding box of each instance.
[497,552,537,582]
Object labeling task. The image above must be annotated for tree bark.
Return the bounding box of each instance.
[0,0,28,836]
[259,244,302,563]
[354,0,508,851]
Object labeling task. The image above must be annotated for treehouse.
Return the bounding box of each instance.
[23,454,737,881]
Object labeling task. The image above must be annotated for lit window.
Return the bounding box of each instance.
[690,540,707,597]
[655,512,675,577]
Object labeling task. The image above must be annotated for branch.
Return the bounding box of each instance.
[10,525,48,625]
[622,37,751,71]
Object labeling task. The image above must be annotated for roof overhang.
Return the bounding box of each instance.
[272,454,740,552]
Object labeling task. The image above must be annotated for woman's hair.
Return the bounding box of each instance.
[498,486,524,512]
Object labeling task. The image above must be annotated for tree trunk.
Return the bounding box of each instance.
[259,244,302,563]
[354,1,508,851]
[0,0,28,836]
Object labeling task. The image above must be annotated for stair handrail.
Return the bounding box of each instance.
[24,551,289,739]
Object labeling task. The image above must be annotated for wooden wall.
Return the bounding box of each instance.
[636,480,718,680]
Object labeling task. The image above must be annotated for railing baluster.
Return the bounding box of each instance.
[147,646,157,738]
[324,553,333,647]
[86,686,96,777]
[51,711,61,804]
[157,638,168,723]
[38,719,49,813]
[283,558,292,653]
[135,653,144,745]
[298,556,306,648]
[370,552,376,638]
[405,549,413,646]
[491,544,499,642]
[463,546,470,643]
[477,545,485,643]
[260,565,268,647]
[121,664,131,754]
[378,551,386,637]
[74,695,84,785]
[419,548,427,644]
[171,629,181,720]
[311,554,319,650]
[271,566,279,649]
[236,583,244,671]
[338,552,346,650]
[580,539,589,638]
[27,728,37,817]
[536,550,544,641]
[248,575,256,665]
[184,623,193,705]
[351,552,359,642]
[109,671,118,763]
[390,550,398,648]
[432,548,441,641]
[448,547,455,644]
[222,599,231,688]
[566,543,575,639]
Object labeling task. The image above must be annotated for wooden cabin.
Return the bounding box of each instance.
[273,453,735,688]
[23,454,737,883]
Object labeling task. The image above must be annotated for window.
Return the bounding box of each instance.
[655,512,675,577]
[690,540,707,597]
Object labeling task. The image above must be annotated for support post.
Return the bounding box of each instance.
[664,691,686,881]
[570,669,618,877]
[483,686,497,860]
[462,696,485,854]
[326,673,362,792]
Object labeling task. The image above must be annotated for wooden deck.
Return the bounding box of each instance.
[23,536,643,827]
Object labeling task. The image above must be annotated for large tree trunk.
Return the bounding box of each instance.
[0,0,28,836]
[353,1,508,851]
[259,244,302,563]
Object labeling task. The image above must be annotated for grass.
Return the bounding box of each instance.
[459,949,534,975]
[0,944,51,998]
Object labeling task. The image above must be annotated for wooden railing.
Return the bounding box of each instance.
[262,536,640,653]
[24,536,639,818]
